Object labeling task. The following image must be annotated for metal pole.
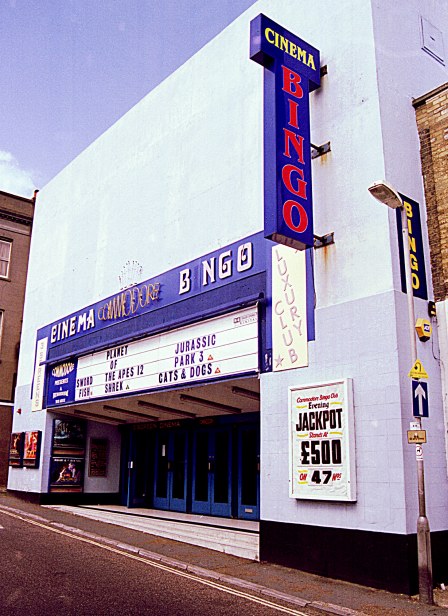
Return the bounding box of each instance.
[401,206,434,604]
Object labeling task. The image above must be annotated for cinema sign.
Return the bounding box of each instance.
[250,14,321,250]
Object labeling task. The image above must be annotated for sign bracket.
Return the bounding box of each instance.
[311,141,331,159]
[313,233,335,249]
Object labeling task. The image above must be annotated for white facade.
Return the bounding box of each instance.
[259,0,448,534]
[9,0,448,593]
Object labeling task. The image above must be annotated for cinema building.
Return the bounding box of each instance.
[8,0,448,595]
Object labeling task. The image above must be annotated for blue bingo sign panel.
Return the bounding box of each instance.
[250,14,321,250]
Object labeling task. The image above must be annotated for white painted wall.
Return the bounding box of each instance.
[84,422,121,494]
[8,387,49,493]
[262,292,404,531]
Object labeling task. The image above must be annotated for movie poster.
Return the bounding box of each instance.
[23,431,42,468]
[9,432,24,467]
[52,419,86,456]
[49,457,84,492]
[50,419,86,492]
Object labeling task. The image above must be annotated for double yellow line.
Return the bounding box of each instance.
[0,506,308,616]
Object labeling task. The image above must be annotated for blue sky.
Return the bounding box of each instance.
[1,0,256,197]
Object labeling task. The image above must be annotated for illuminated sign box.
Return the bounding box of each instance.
[46,306,259,407]
[396,194,428,300]
[250,14,320,250]
[34,233,266,405]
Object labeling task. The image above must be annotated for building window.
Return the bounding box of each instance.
[0,310,3,351]
[0,239,12,278]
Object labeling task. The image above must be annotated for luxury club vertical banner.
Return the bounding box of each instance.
[272,244,308,371]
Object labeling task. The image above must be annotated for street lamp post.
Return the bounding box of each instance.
[368,180,433,605]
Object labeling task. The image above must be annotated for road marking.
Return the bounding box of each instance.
[0,508,308,615]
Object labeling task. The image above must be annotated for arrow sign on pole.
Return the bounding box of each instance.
[412,380,429,418]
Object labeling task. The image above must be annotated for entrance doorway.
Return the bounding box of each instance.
[237,424,260,519]
[124,414,259,520]
[153,430,188,512]
[192,426,232,517]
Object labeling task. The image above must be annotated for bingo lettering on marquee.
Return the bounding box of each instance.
[250,14,321,250]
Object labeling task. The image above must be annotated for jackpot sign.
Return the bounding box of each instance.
[289,380,356,501]
[250,14,321,250]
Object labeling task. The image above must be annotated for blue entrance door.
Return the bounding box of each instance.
[237,424,260,520]
[191,427,232,517]
[127,430,154,508]
[153,430,188,512]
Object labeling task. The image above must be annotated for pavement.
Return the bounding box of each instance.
[0,491,447,616]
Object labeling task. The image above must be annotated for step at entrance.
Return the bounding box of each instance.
[44,504,260,561]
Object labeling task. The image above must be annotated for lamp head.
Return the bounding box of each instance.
[368,180,403,209]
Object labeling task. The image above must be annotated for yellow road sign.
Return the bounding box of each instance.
[408,359,429,379]
[407,430,427,444]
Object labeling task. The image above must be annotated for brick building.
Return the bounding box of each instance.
[414,83,448,301]
[414,83,448,475]
[0,190,35,486]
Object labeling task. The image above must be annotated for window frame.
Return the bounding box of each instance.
[0,238,13,279]
[0,310,3,352]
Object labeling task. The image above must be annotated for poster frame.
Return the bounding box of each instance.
[9,432,25,467]
[49,456,85,493]
[23,430,42,468]
[288,378,356,502]
[52,418,86,456]
[88,438,109,478]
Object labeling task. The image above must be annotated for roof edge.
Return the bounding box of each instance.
[412,81,448,108]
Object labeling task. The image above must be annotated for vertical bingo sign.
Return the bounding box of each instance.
[289,379,356,501]
[250,14,320,250]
